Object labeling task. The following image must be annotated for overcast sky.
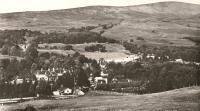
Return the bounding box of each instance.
[0,0,200,13]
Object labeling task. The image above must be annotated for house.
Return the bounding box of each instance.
[12,76,24,85]
[15,79,24,85]
[175,59,184,63]
[35,73,48,81]
[100,71,108,77]
[94,77,108,84]
[35,68,69,81]
[146,54,155,60]
[18,44,30,52]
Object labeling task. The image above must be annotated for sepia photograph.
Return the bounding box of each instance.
[0,0,200,110]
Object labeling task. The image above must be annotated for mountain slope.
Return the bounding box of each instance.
[0,1,200,46]
[128,1,200,15]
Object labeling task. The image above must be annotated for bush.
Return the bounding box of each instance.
[24,105,37,111]
[63,45,73,50]
[50,46,57,49]
[137,37,145,41]
[85,44,106,52]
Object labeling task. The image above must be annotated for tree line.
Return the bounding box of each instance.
[123,42,199,62]
[0,29,118,47]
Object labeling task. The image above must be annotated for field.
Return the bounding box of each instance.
[38,43,130,60]
[1,86,200,111]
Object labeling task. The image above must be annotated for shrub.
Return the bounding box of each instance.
[137,37,145,41]
[85,44,106,52]
[63,45,73,50]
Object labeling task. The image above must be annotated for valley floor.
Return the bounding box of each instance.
[1,86,200,111]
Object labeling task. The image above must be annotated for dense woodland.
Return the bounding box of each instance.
[99,61,199,93]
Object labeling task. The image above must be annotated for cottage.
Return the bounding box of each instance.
[35,74,48,81]
[94,77,108,84]
[15,78,24,85]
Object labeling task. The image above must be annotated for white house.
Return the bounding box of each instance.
[175,59,184,63]
[15,79,24,85]
[146,54,155,59]
[100,71,108,77]
[94,77,108,84]
[18,44,31,52]
[35,74,48,81]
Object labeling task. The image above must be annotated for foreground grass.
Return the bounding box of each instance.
[1,86,200,111]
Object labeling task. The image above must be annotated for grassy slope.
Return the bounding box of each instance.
[0,2,200,47]
[1,86,200,111]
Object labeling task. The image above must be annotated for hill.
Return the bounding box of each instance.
[1,86,200,111]
[0,1,200,46]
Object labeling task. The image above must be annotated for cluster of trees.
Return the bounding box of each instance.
[147,63,198,92]
[0,38,25,57]
[103,61,199,93]
[1,44,23,56]
[0,29,118,48]
[0,81,37,99]
[39,44,73,50]
[35,31,118,44]
[0,43,38,81]
[123,42,199,62]
[63,45,73,50]
[96,81,147,94]
[0,29,41,47]
[68,26,97,32]
[85,44,106,52]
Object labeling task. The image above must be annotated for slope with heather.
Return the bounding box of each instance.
[0,2,200,46]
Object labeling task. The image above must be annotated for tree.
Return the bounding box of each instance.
[25,44,38,64]
[1,44,10,55]
[196,45,200,85]
[36,79,51,96]
[57,73,74,88]
[9,45,23,57]
[31,63,38,73]
[85,44,106,52]
[76,67,90,87]
[63,45,73,50]
[78,55,88,64]
[90,60,101,77]
[73,52,80,58]
[39,52,50,59]
[5,58,19,81]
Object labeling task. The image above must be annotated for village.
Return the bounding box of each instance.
[0,37,199,100]
[0,1,200,110]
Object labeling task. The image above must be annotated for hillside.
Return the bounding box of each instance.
[1,86,200,111]
[0,1,200,46]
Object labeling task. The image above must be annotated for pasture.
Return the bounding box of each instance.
[1,86,200,111]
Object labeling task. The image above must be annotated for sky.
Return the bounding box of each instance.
[0,0,200,13]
